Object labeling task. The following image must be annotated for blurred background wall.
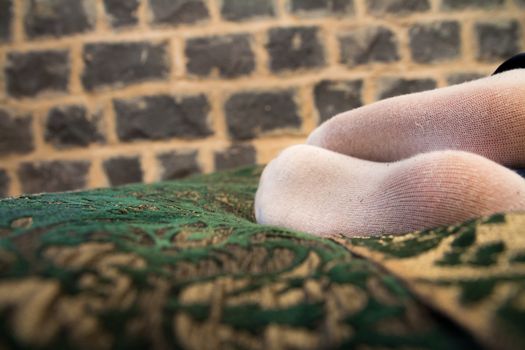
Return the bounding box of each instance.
[0,0,524,197]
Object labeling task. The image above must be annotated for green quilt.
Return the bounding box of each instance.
[0,166,523,349]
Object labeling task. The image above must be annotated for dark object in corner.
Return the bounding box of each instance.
[492,52,525,75]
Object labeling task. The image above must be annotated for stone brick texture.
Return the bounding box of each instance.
[339,26,399,66]
[215,145,257,171]
[0,109,34,156]
[377,78,437,100]
[314,80,363,124]
[45,105,104,149]
[366,0,430,14]
[6,50,70,97]
[0,170,9,198]
[24,0,94,39]
[18,160,90,194]
[0,0,523,197]
[149,0,209,26]
[289,0,355,16]
[0,0,12,42]
[267,26,325,71]
[185,34,255,78]
[82,42,169,91]
[114,94,212,141]
[476,20,521,62]
[158,150,201,180]
[103,0,140,28]
[441,0,504,10]
[225,90,301,140]
[409,21,460,63]
[221,0,275,21]
[103,156,143,186]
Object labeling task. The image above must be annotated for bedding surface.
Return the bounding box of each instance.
[0,166,523,349]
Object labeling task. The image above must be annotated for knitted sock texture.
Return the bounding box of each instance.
[255,145,525,237]
[308,69,525,167]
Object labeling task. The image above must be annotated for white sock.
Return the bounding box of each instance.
[255,145,525,237]
[308,70,525,167]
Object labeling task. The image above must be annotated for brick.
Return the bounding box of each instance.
[0,0,12,42]
[149,0,209,25]
[339,26,399,66]
[225,90,301,140]
[267,26,325,72]
[104,0,140,27]
[24,0,93,38]
[0,109,34,156]
[476,21,521,62]
[6,50,69,98]
[214,145,256,171]
[289,0,354,16]
[185,34,255,78]
[447,73,485,86]
[0,170,8,198]
[45,105,104,149]
[114,94,212,142]
[158,150,201,180]
[314,80,363,124]
[103,157,143,186]
[18,160,90,194]
[377,78,436,100]
[409,21,460,63]
[221,0,275,21]
[82,42,169,91]
[442,0,504,10]
[366,0,430,14]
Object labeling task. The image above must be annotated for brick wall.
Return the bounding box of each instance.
[0,0,524,197]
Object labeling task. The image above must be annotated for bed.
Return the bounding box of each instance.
[0,166,523,349]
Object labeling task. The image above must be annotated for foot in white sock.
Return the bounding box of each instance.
[308,69,525,167]
[255,145,525,237]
